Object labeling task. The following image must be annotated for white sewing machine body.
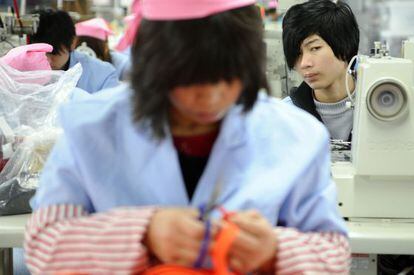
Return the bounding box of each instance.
[333,55,414,221]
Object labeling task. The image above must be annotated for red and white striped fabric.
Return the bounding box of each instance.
[24,204,350,274]
[24,205,155,274]
[274,227,350,274]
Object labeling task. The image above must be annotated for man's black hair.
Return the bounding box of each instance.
[131,5,268,139]
[282,0,359,69]
[29,9,75,55]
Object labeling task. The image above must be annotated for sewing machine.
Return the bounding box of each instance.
[334,45,414,220]
[332,43,414,274]
[0,13,39,56]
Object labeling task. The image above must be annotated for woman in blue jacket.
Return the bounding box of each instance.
[74,18,132,81]
[25,1,350,274]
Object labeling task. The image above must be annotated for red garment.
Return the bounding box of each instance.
[172,129,219,157]
[0,158,8,172]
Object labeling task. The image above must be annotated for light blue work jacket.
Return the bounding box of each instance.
[69,50,119,93]
[110,51,131,81]
[32,85,347,235]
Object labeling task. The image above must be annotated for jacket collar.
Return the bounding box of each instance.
[290,81,323,123]
[219,104,248,149]
[290,82,353,142]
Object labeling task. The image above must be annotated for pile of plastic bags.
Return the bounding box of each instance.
[0,62,81,215]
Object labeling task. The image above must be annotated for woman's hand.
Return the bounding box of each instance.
[144,208,213,266]
[226,210,277,274]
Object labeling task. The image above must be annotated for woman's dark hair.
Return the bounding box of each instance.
[76,36,112,63]
[131,5,268,138]
[29,9,76,55]
[282,0,359,69]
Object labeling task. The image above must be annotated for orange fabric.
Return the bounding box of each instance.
[211,222,239,275]
[143,222,239,275]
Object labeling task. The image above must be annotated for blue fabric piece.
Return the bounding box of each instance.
[110,51,131,81]
[69,50,119,93]
[31,86,347,236]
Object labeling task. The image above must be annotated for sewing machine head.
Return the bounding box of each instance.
[333,42,414,220]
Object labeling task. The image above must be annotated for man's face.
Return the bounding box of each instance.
[46,47,70,70]
[294,34,348,91]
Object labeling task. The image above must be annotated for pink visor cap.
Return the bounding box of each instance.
[268,0,278,8]
[142,0,256,20]
[116,0,256,51]
[0,43,53,71]
[75,18,114,41]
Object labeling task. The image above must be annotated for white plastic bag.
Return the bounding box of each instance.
[0,62,82,215]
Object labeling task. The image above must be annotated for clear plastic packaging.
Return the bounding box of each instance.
[0,62,82,215]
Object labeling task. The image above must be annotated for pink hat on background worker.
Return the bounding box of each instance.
[75,18,114,41]
[0,43,53,71]
[268,0,278,9]
[116,0,256,51]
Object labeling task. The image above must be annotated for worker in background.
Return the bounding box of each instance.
[24,0,350,274]
[75,18,131,81]
[282,2,414,272]
[28,9,120,94]
[282,0,359,142]
[264,0,279,22]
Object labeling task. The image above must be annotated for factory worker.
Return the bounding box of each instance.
[25,0,350,274]
[28,9,120,94]
[282,0,359,142]
[75,18,131,81]
[264,0,278,22]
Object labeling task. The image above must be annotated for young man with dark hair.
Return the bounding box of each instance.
[29,9,119,93]
[283,2,414,273]
[282,0,359,141]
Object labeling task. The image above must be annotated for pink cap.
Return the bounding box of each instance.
[268,0,278,8]
[116,0,255,51]
[142,0,256,20]
[75,18,114,41]
[0,43,53,71]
